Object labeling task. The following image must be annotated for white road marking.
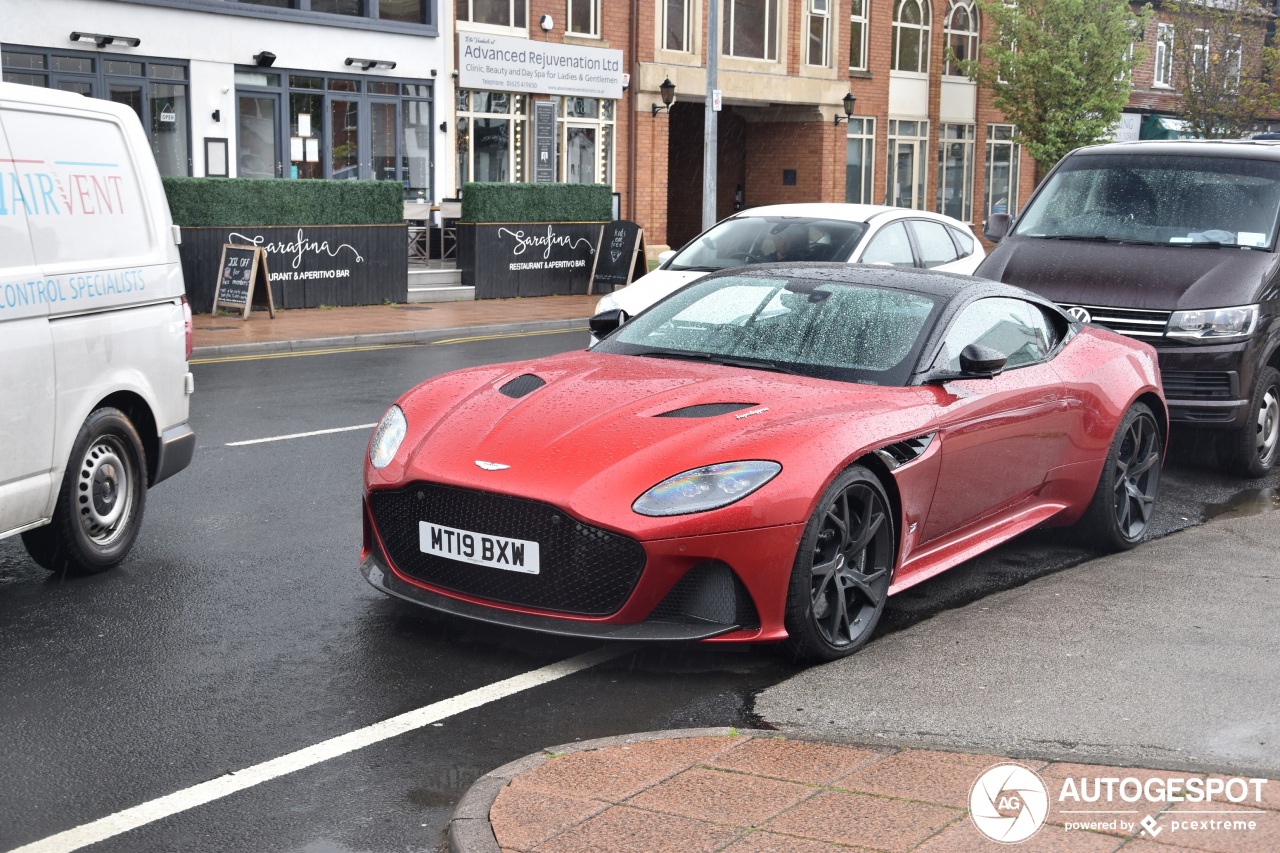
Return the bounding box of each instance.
[9,647,626,853]
[226,423,377,447]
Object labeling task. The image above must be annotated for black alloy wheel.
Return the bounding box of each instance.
[1075,402,1162,552]
[785,466,895,662]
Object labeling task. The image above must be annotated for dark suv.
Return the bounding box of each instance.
[979,140,1280,476]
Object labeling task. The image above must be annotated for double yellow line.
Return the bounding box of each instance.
[190,326,588,365]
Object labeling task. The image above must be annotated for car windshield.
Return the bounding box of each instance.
[667,216,869,271]
[1013,153,1280,248]
[593,274,940,386]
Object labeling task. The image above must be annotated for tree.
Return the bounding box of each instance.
[1163,0,1280,139]
[958,0,1151,178]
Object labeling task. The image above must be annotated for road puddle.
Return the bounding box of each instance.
[1204,487,1280,520]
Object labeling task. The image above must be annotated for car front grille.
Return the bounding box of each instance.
[1062,304,1172,343]
[368,483,646,616]
[1162,370,1236,399]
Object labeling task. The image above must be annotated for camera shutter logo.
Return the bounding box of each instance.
[970,763,1050,843]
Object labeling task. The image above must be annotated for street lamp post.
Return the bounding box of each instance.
[703,0,719,231]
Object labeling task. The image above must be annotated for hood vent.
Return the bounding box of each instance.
[658,402,758,419]
[498,374,546,399]
[875,433,936,470]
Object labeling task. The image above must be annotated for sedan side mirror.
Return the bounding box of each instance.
[983,213,1011,242]
[589,309,626,337]
[959,344,1008,378]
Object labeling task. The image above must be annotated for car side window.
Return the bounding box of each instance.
[948,225,975,257]
[940,298,1062,371]
[859,221,915,268]
[910,220,961,268]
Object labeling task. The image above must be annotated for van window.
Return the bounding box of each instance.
[0,107,152,267]
[1014,153,1280,249]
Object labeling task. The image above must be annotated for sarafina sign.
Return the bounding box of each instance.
[459,222,603,298]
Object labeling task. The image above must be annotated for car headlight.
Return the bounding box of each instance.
[595,293,618,314]
[633,461,781,517]
[369,405,407,469]
[1166,304,1258,343]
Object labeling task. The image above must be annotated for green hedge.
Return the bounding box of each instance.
[162,178,404,227]
[461,182,611,223]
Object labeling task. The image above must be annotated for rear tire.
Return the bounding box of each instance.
[1222,366,1280,478]
[1073,402,1162,552]
[784,466,895,662]
[22,408,148,574]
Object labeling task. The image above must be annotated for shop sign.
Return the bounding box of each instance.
[533,100,556,183]
[459,33,623,100]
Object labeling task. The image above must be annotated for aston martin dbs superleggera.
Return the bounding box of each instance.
[361,265,1166,660]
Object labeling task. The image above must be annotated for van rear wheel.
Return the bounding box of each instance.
[1223,367,1280,478]
[21,408,148,574]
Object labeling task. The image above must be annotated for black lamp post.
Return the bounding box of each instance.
[833,92,856,127]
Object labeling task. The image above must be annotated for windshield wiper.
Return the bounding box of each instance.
[1037,234,1116,242]
[669,265,723,272]
[631,350,799,374]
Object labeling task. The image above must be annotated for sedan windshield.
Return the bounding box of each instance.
[1014,153,1280,248]
[667,216,868,271]
[594,274,940,386]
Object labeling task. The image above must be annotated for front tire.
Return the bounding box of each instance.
[22,408,148,574]
[1074,402,1162,552]
[1223,366,1280,478]
[784,466,895,662]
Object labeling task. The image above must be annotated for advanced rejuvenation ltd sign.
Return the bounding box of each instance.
[459,33,623,101]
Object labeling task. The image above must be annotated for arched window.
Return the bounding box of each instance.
[892,0,931,74]
[944,0,978,77]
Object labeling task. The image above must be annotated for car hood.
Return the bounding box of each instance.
[608,268,708,315]
[978,236,1279,309]
[377,350,938,539]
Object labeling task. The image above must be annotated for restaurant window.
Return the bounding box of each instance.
[845,117,875,205]
[457,89,527,190]
[1,46,191,176]
[937,123,974,221]
[560,97,615,185]
[568,0,599,36]
[724,0,779,61]
[457,0,527,28]
[887,119,929,210]
[943,0,978,77]
[985,123,1021,219]
[849,0,868,71]
[664,0,692,52]
[891,0,931,74]
[807,0,830,67]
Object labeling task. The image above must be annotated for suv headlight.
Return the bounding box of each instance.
[1166,305,1258,343]
[633,461,781,517]
[369,405,407,469]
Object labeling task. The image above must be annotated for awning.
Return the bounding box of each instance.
[1140,114,1195,140]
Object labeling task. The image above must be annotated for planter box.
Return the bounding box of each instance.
[179,224,407,313]
[457,222,606,299]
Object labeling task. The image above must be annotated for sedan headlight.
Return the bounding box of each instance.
[633,461,781,517]
[595,293,619,314]
[1166,305,1258,343]
[369,405,407,469]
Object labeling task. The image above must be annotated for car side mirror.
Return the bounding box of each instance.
[589,309,626,337]
[983,213,1011,242]
[959,344,1008,378]
[657,250,675,267]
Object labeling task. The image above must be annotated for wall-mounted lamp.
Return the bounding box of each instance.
[652,77,676,118]
[211,109,221,122]
[833,92,856,127]
[253,51,277,68]
[345,57,397,71]
[70,31,140,48]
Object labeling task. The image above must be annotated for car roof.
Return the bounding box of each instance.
[1070,138,1280,161]
[729,202,969,227]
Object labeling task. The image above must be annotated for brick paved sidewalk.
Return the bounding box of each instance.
[451,729,1279,853]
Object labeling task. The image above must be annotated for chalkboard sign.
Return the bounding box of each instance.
[212,244,276,319]
[590,220,645,294]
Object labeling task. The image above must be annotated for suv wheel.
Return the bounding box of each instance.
[1224,366,1280,478]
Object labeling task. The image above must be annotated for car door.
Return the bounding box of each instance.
[856,220,916,268]
[907,219,981,274]
[919,297,1073,542]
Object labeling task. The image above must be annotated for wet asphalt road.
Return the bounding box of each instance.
[1,329,1276,853]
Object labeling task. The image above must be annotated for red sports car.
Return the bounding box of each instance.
[361,266,1165,660]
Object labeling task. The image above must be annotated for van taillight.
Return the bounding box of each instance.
[182,295,193,361]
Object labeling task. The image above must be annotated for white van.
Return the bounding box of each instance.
[0,83,194,573]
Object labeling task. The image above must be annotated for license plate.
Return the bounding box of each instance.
[418,521,540,575]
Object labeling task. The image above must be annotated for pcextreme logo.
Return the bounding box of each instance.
[970,763,1050,843]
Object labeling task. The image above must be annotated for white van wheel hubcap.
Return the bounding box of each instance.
[77,438,132,542]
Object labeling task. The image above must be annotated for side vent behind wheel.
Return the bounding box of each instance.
[874,433,936,470]
[498,374,546,399]
[657,403,758,418]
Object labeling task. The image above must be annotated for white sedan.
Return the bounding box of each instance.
[596,203,985,325]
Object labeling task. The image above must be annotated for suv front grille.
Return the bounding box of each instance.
[1061,304,1172,342]
[1162,370,1236,399]
[369,484,646,616]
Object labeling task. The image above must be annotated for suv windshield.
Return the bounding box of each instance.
[1013,153,1280,248]
[667,216,868,271]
